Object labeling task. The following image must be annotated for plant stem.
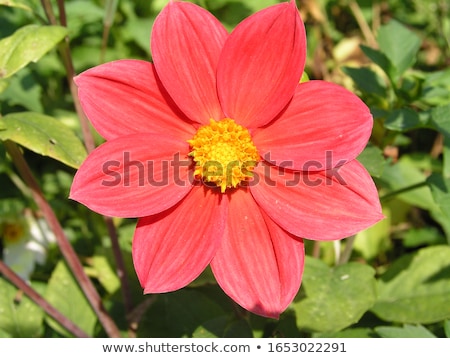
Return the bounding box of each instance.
[104,216,133,316]
[42,0,134,326]
[0,260,90,338]
[338,235,356,265]
[380,181,429,202]
[4,140,121,338]
[348,0,377,47]
[41,0,96,153]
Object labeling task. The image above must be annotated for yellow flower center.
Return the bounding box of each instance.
[188,118,260,193]
[2,221,25,243]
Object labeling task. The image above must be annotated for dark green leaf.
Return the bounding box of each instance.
[138,289,227,337]
[342,66,387,96]
[0,25,67,79]
[293,257,377,333]
[357,144,386,177]
[371,245,450,324]
[384,108,424,131]
[360,45,394,79]
[0,112,87,168]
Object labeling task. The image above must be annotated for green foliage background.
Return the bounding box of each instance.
[0,0,449,338]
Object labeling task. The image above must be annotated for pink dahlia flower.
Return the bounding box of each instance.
[70,0,383,318]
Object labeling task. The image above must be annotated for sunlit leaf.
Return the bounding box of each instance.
[377,20,422,79]
[381,155,437,210]
[85,256,120,295]
[0,112,87,168]
[371,245,450,324]
[0,0,32,11]
[375,324,436,338]
[0,278,44,337]
[402,227,446,248]
[293,257,377,333]
[0,68,43,112]
[315,328,375,338]
[444,320,450,338]
[353,207,391,260]
[44,261,97,337]
[431,104,450,138]
[0,25,67,79]
[427,173,450,217]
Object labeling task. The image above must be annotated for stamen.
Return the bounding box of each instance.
[188,119,260,193]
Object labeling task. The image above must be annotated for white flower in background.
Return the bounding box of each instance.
[1,210,55,282]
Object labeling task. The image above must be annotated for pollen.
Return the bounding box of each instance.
[188,118,260,193]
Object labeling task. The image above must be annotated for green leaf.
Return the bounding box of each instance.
[0,68,43,112]
[380,155,437,210]
[293,257,377,333]
[44,261,97,337]
[353,207,391,260]
[138,289,227,337]
[431,104,450,138]
[426,173,450,218]
[360,45,394,80]
[0,0,32,11]
[384,108,424,131]
[193,316,253,338]
[444,136,450,179]
[375,324,436,338]
[377,20,422,79]
[0,278,44,337]
[342,66,387,96]
[314,328,375,338]
[357,144,386,178]
[402,227,445,248]
[421,68,450,106]
[444,320,450,338]
[0,112,87,168]
[371,245,450,324]
[0,25,68,79]
[85,256,120,295]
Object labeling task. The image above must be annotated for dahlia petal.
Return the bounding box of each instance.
[250,161,384,240]
[70,133,192,218]
[262,211,305,311]
[217,1,306,128]
[74,60,195,141]
[151,1,227,123]
[210,189,304,318]
[132,185,228,293]
[253,81,373,170]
